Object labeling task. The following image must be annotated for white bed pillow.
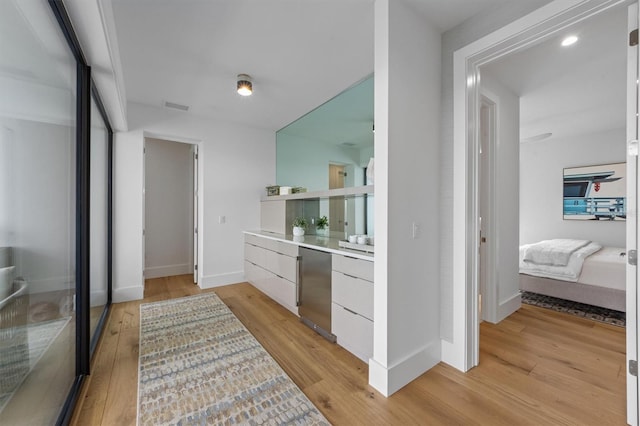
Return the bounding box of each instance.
[0,265,15,301]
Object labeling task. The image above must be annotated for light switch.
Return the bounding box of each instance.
[219,216,226,224]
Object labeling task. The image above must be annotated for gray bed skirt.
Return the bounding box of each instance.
[520,273,626,313]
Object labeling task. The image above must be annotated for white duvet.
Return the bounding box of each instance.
[519,242,602,282]
[522,238,590,266]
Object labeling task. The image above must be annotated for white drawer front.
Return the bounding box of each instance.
[264,249,297,282]
[332,271,373,321]
[244,243,265,267]
[331,302,373,363]
[332,254,373,282]
[245,261,298,315]
[274,240,298,258]
[245,234,298,258]
[244,260,260,284]
[259,271,297,315]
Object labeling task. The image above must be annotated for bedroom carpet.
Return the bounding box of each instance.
[137,293,329,426]
[521,291,625,327]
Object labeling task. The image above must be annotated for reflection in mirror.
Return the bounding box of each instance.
[295,194,374,241]
[89,96,108,347]
[276,75,374,192]
[0,1,77,422]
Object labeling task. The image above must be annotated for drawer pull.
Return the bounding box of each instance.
[344,255,359,260]
[342,273,359,280]
[343,306,359,316]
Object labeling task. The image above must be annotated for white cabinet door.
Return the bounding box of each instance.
[332,302,373,363]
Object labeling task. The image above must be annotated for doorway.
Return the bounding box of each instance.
[452,0,637,423]
[143,137,199,283]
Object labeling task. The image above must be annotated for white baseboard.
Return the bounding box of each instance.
[144,263,192,279]
[113,285,144,303]
[199,271,245,289]
[440,339,467,372]
[369,340,441,396]
[497,291,521,322]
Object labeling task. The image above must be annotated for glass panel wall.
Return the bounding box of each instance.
[0,0,77,423]
[89,96,109,347]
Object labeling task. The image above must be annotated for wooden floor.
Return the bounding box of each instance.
[72,274,627,425]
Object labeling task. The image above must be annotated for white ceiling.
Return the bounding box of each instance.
[107,0,511,132]
[480,4,627,142]
[110,0,375,131]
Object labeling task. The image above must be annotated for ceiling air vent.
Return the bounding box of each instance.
[164,101,189,112]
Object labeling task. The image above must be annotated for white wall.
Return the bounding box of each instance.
[480,73,521,323]
[369,0,441,396]
[144,138,194,279]
[520,127,626,247]
[439,0,552,342]
[113,102,274,302]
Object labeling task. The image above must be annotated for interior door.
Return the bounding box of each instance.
[627,4,639,424]
[329,164,345,235]
[479,99,490,323]
[192,144,199,284]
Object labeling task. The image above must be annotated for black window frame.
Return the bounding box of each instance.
[48,1,114,424]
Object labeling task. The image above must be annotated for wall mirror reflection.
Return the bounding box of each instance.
[276,75,374,192]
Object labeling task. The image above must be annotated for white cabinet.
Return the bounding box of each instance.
[244,234,299,315]
[331,254,374,363]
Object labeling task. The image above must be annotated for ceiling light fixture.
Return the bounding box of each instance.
[561,35,578,47]
[237,74,253,96]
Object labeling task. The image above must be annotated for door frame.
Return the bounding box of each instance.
[449,0,630,370]
[142,131,203,286]
[626,3,639,423]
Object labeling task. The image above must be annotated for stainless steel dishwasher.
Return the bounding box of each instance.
[298,247,336,342]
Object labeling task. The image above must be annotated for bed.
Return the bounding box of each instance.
[519,240,626,312]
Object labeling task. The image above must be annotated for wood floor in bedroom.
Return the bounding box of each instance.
[71,274,627,425]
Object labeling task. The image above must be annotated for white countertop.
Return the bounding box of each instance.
[244,230,374,261]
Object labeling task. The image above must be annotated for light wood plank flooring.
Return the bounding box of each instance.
[72,274,626,425]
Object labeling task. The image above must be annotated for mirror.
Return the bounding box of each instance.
[276,75,374,192]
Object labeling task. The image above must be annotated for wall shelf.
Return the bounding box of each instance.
[261,185,374,201]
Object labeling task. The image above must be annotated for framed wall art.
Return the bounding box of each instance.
[563,162,626,221]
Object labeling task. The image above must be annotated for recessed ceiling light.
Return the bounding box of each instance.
[561,35,578,47]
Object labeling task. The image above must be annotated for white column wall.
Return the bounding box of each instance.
[113,129,145,302]
[369,0,442,396]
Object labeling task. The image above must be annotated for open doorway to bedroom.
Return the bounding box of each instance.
[143,137,199,285]
[477,1,628,321]
[472,1,629,421]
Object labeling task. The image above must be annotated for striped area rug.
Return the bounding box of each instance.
[137,293,329,425]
